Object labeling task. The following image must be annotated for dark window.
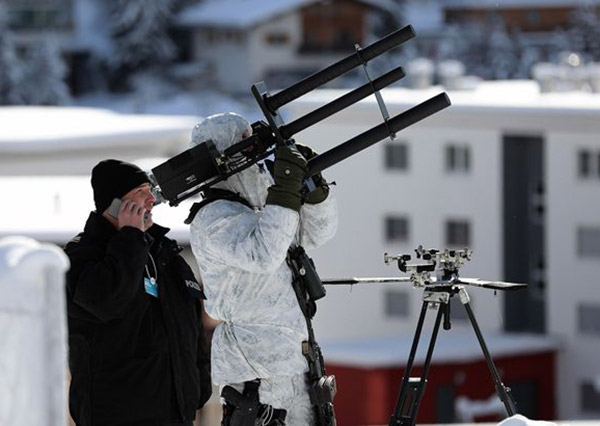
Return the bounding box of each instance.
[506,380,538,417]
[385,216,409,242]
[579,150,590,177]
[577,227,600,258]
[578,304,600,336]
[385,143,409,170]
[436,386,455,422]
[385,290,409,317]
[578,149,600,179]
[446,220,471,247]
[581,382,600,413]
[266,33,290,45]
[445,145,470,172]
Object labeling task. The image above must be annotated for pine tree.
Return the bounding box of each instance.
[108,0,177,86]
[0,7,25,105]
[22,39,70,105]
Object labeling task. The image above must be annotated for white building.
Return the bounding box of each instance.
[175,0,399,93]
[283,79,600,420]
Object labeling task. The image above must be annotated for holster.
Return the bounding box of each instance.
[221,380,287,426]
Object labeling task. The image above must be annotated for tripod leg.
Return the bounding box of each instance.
[405,303,445,424]
[459,288,517,416]
[390,301,445,426]
[389,301,428,426]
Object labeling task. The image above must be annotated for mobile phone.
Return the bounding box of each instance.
[107,198,150,222]
[107,198,122,219]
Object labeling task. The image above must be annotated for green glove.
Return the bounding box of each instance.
[266,145,308,212]
[296,143,329,205]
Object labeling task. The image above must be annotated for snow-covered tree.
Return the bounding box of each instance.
[0,6,25,105]
[107,0,177,88]
[567,5,600,61]
[485,17,519,80]
[439,16,521,80]
[21,39,70,105]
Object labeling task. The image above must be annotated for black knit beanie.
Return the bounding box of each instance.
[91,159,150,213]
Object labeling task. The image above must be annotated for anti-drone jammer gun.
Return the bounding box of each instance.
[149,25,451,206]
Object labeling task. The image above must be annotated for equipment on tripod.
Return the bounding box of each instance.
[322,246,526,425]
[147,25,451,206]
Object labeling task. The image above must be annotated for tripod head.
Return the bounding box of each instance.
[382,246,526,291]
[384,245,472,288]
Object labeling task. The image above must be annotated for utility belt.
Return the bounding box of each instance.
[221,380,287,426]
[287,246,338,426]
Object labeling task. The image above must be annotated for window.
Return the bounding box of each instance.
[445,144,470,173]
[385,290,409,318]
[581,382,600,413]
[578,149,600,179]
[385,143,409,170]
[577,227,600,258]
[578,304,600,336]
[385,216,409,243]
[266,33,290,45]
[446,220,471,247]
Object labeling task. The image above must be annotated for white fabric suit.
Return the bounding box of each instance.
[188,113,338,424]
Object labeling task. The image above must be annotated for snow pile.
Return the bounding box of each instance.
[0,237,70,426]
[456,394,505,422]
[498,414,558,426]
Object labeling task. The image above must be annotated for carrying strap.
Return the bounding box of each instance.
[185,188,252,224]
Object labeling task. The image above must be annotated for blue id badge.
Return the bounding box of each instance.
[144,277,159,298]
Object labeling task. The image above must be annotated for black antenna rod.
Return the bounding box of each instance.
[279,66,406,139]
[265,25,416,112]
[307,93,451,176]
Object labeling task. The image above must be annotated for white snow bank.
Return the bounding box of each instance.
[0,106,198,153]
[0,175,196,244]
[498,414,558,426]
[0,236,70,426]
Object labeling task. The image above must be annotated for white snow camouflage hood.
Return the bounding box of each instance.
[190,112,272,208]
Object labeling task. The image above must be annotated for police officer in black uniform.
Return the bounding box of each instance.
[65,159,211,426]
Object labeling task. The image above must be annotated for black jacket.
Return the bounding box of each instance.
[64,212,211,426]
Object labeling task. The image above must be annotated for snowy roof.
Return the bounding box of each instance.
[0,175,195,245]
[321,332,561,368]
[0,107,198,153]
[443,0,600,9]
[293,80,600,119]
[177,0,397,29]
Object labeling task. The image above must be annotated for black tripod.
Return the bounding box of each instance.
[388,285,517,425]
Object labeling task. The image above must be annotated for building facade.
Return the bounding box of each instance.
[286,80,600,420]
[176,0,398,93]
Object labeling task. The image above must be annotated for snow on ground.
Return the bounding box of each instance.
[0,106,198,152]
[74,88,263,121]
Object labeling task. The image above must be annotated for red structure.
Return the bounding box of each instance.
[327,349,556,425]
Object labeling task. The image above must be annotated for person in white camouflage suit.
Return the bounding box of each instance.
[188,112,337,425]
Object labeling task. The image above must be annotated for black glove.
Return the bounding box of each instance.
[295,143,329,205]
[266,145,307,212]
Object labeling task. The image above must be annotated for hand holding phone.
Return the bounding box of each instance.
[107,198,150,231]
